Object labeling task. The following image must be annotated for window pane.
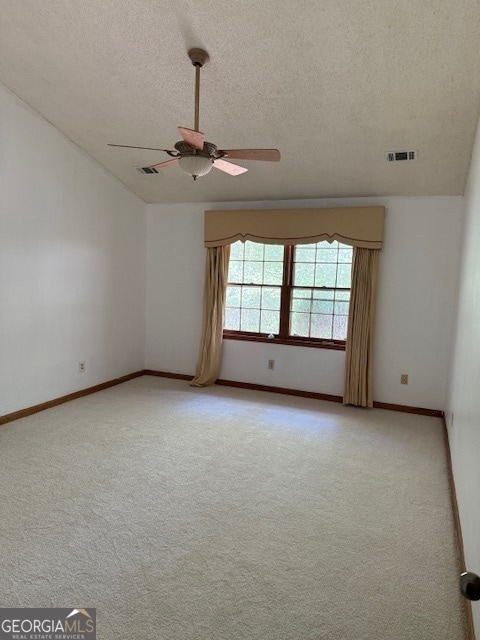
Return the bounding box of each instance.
[296,288,312,299]
[291,296,311,313]
[264,244,284,261]
[225,307,240,330]
[315,263,337,287]
[335,290,350,302]
[244,261,263,284]
[294,262,315,286]
[295,246,316,263]
[311,314,333,339]
[313,289,334,301]
[226,285,241,307]
[334,300,349,315]
[245,241,264,261]
[263,261,283,285]
[261,287,281,310]
[229,241,245,261]
[241,308,260,332]
[316,247,337,263]
[260,310,280,334]
[312,298,334,314]
[290,312,310,337]
[241,286,261,309]
[333,314,348,340]
[337,263,351,288]
[228,260,244,283]
[338,248,353,263]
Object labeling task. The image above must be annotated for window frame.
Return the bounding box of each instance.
[223,244,350,350]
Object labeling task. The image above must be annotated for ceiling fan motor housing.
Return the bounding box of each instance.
[174,140,217,157]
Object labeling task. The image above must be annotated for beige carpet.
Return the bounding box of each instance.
[0,376,466,639]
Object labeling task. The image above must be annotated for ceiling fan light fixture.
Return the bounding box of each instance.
[178,154,213,180]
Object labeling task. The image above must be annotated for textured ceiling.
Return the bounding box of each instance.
[1,0,480,203]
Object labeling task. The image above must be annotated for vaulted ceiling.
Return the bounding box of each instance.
[1,1,480,203]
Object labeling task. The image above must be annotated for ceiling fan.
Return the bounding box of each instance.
[108,48,280,180]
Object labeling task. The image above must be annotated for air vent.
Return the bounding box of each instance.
[386,150,417,162]
[136,167,159,175]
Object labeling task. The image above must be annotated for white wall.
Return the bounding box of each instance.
[0,83,146,415]
[446,116,480,635]
[146,195,463,410]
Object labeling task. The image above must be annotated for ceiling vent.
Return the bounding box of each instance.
[136,166,159,175]
[386,150,417,162]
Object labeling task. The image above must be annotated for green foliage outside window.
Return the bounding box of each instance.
[225,240,352,342]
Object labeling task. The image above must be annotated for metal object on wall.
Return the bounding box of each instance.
[460,572,480,601]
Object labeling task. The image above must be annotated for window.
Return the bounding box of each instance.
[224,240,353,347]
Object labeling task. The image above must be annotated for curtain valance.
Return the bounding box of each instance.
[204,206,385,249]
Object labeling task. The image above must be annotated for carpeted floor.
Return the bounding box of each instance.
[0,376,466,639]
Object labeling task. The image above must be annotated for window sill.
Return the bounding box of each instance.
[223,333,346,351]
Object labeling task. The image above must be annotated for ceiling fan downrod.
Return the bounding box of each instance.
[188,48,209,133]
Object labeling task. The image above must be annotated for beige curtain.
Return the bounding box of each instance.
[191,245,231,387]
[343,248,380,407]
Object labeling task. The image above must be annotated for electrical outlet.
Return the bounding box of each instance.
[268,359,275,370]
[400,374,408,385]
[79,361,86,373]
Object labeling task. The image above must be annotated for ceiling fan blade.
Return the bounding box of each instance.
[178,127,205,150]
[149,158,179,170]
[108,143,172,152]
[213,158,248,176]
[217,149,281,162]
